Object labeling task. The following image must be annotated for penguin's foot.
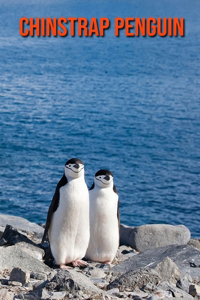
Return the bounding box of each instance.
[60,264,72,269]
[72,260,88,267]
[104,261,111,265]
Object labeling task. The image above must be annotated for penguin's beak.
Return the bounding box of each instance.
[74,164,80,169]
[105,175,110,181]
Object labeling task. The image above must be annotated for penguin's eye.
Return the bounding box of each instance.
[68,164,71,167]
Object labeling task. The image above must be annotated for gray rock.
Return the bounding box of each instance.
[115,245,138,263]
[0,214,43,237]
[120,224,134,246]
[14,242,44,261]
[1,279,9,285]
[154,257,181,283]
[0,238,7,246]
[46,269,102,296]
[10,267,30,285]
[176,278,191,294]
[0,225,38,246]
[8,280,23,286]
[188,239,200,251]
[50,291,66,299]
[107,267,161,291]
[189,284,200,297]
[32,280,48,290]
[124,290,148,299]
[0,288,15,300]
[120,224,191,251]
[112,244,200,281]
[47,271,57,281]
[89,268,106,279]
[141,282,157,293]
[22,290,66,300]
[146,296,160,300]
[21,288,53,300]
[158,281,194,299]
[30,272,47,281]
[106,287,120,294]
[0,226,4,238]
[0,245,51,273]
[129,297,143,300]
[90,278,109,289]
[155,290,173,298]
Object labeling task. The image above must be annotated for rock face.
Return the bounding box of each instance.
[154,256,181,283]
[0,214,43,237]
[45,270,80,292]
[0,215,199,300]
[188,238,200,250]
[158,281,194,300]
[112,244,200,281]
[46,269,102,295]
[120,223,191,251]
[0,245,51,273]
[107,267,161,291]
[1,225,38,246]
[14,242,44,261]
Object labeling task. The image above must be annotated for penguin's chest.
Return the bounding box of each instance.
[60,181,87,208]
[88,188,119,256]
[90,189,118,221]
[53,181,89,229]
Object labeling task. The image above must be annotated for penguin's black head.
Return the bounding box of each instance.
[65,158,84,179]
[94,169,114,188]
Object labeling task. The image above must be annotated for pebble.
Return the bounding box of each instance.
[10,267,30,285]
[89,268,106,279]
[107,288,120,294]
[8,280,23,286]
[1,279,9,285]
[189,284,200,297]
[91,278,109,288]
[31,272,47,281]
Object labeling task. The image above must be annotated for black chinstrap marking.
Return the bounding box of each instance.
[95,177,112,185]
[65,166,84,173]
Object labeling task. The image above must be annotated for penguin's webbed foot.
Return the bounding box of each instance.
[72,260,88,267]
[60,264,72,269]
[104,261,111,265]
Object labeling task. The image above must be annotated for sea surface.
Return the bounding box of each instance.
[0,0,200,237]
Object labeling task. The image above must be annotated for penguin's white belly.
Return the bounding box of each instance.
[86,189,119,263]
[48,180,89,265]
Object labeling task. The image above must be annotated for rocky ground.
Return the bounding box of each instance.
[0,214,200,300]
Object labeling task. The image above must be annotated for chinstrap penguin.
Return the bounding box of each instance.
[85,169,120,264]
[42,158,90,269]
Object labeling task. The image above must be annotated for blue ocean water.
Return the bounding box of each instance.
[0,0,200,238]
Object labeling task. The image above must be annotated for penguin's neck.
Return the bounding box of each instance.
[95,185,113,193]
[66,175,85,183]
[95,182,113,190]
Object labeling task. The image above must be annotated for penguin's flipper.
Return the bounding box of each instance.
[89,182,95,190]
[41,175,68,243]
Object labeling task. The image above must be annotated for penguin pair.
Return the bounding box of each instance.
[42,158,120,269]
